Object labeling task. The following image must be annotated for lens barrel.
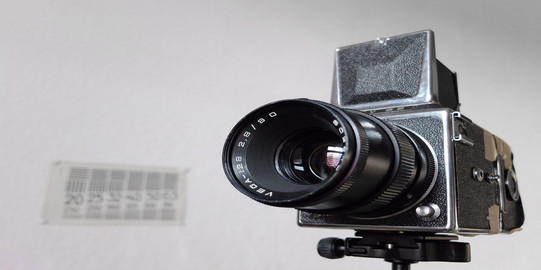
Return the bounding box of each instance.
[222,99,435,217]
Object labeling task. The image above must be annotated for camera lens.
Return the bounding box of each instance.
[222,99,435,217]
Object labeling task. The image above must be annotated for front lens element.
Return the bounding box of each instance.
[276,130,344,185]
[310,145,344,179]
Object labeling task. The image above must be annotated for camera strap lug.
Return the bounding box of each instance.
[451,112,474,146]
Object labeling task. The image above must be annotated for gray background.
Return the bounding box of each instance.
[1,0,539,269]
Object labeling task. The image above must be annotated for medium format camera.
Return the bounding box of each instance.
[222,30,524,235]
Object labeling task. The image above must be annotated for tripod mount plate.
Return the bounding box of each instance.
[318,232,470,269]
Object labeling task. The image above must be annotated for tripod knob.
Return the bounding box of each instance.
[317,237,345,259]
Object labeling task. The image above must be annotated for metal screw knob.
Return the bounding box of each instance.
[415,203,440,221]
[472,167,484,181]
[317,237,345,259]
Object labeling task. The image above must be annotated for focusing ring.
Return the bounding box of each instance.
[357,125,417,213]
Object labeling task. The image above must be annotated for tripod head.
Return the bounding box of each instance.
[317,232,471,270]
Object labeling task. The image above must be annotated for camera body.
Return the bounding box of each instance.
[298,108,525,234]
[223,30,524,235]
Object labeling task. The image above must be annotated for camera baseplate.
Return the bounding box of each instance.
[317,231,470,270]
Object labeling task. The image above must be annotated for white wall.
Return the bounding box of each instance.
[1,0,540,269]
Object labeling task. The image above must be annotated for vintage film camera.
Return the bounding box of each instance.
[222,30,524,265]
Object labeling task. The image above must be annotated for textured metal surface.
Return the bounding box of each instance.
[336,33,425,102]
[454,119,524,232]
[453,119,497,232]
[331,30,459,112]
[331,30,437,110]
